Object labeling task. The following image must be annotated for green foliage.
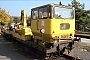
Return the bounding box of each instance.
[69,0,85,21]
[13,16,20,23]
[27,16,31,26]
[69,0,90,30]
[71,0,85,9]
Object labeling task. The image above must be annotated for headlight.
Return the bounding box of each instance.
[40,29,45,33]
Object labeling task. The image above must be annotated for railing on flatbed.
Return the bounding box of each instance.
[75,34,90,39]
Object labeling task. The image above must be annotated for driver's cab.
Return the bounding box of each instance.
[31,3,75,42]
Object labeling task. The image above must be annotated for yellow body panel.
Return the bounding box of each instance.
[51,18,75,37]
[31,18,75,42]
[21,10,27,27]
[31,19,51,41]
[11,30,31,41]
[22,28,33,35]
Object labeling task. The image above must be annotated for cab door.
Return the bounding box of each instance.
[38,7,48,31]
[31,8,39,33]
[31,6,52,39]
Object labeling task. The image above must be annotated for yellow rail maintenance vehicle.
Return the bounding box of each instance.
[31,1,75,57]
[1,2,78,59]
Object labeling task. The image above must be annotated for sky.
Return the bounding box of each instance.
[0,0,90,16]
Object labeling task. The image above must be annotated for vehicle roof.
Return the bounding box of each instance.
[31,3,72,10]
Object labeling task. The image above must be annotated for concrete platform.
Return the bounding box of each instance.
[0,35,32,60]
[70,42,90,60]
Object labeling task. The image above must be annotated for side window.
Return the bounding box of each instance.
[39,7,48,19]
[32,10,38,19]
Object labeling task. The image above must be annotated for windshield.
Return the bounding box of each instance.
[55,7,74,19]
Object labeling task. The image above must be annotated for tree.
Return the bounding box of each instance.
[68,0,86,30]
[84,10,90,27]
[13,16,20,24]
[69,0,85,21]
[27,16,31,26]
[0,8,13,25]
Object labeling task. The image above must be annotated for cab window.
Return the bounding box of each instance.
[32,9,38,19]
[54,7,74,19]
[39,7,48,19]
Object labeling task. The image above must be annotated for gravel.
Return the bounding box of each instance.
[70,42,90,60]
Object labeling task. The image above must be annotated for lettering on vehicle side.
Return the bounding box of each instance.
[41,20,44,26]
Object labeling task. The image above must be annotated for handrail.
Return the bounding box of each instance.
[74,34,90,39]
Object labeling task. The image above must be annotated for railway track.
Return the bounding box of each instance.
[44,52,83,60]
[2,34,83,60]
